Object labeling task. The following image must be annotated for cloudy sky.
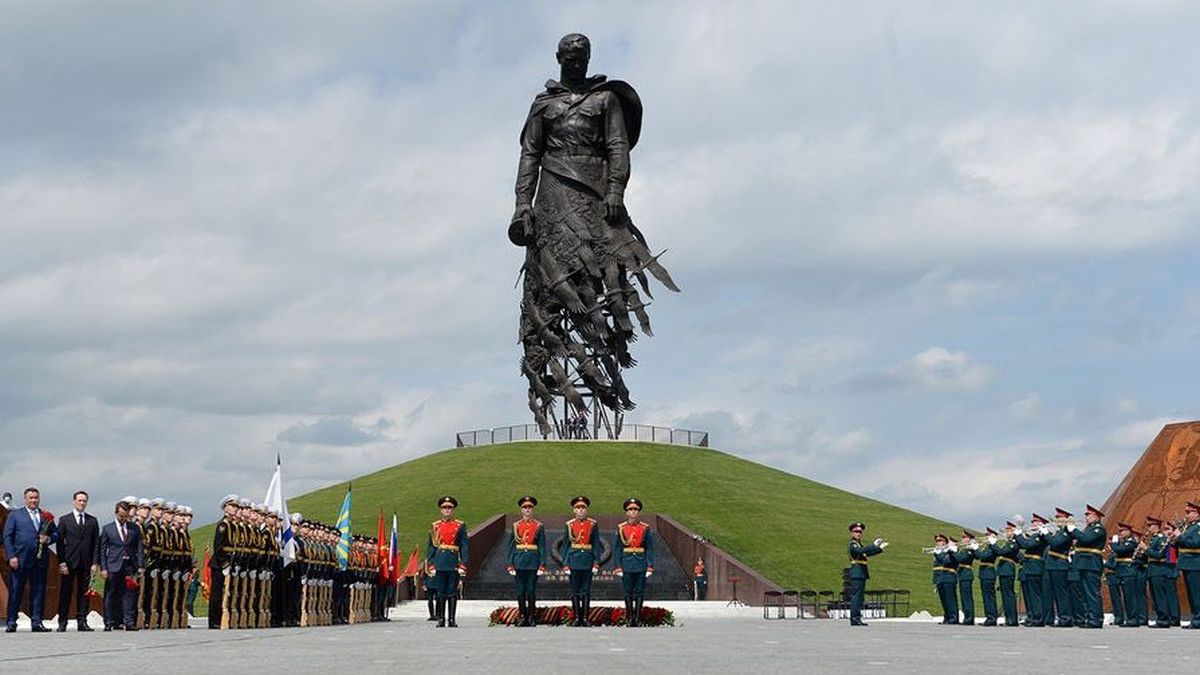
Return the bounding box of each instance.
[3,1,1199,527]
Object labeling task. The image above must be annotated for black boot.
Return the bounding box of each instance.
[580,595,591,627]
[624,598,635,627]
[634,597,644,627]
[447,598,458,628]
[435,598,446,628]
[528,593,537,627]
[516,596,528,627]
[570,596,582,626]
[427,595,437,621]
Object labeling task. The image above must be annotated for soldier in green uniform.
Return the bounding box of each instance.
[976,528,1000,626]
[1067,547,1085,628]
[1044,507,1074,627]
[1111,521,1139,627]
[1145,516,1176,628]
[1133,530,1151,626]
[1066,503,1107,628]
[614,498,655,627]
[506,495,547,627]
[953,531,977,625]
[559,495,600,627]
[1103,546,1125,627]
[931,534,959,624]
[427,496,468,628]
[1177,501,1200,629]
[1162,519,1183,627]
[995,522,1020,626]
[1015,513,1049,627]
[846,522,886,626]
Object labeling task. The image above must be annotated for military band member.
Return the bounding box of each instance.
[1177,501,1200,629]
[1161,519,1183,627]
[560,495,600,627]
[506,495,547,627]
[931,534,959,624]
[954,531,977,625]
[1104,547,1125,627]
[1015,513,1049,627]
[1112,521,1139,627]
[614,498,655,627]
[1146,516,1176,628]
[976,528,1000,626]
[427,495,468,628]
[1066,548,1085,628]
[994,523,1020,626]
[846,521,886,627]
[1134,531,1151,626]
[1044,507,1074,627]
[1065,503,1106,629]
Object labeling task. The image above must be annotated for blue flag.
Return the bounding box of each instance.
[336,485,352,570]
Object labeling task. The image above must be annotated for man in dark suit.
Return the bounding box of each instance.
[56,490,101,631]
[97,498,145,631]
[4,487,60,632]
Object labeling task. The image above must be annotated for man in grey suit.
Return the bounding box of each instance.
[56,490,101,631]
[4,487,60,632]
[97,498,144,631]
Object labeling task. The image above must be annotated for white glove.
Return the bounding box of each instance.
[536,568,545,576]
[879,541,889,549]
[873,538,883,547]
[150,569,159,579]
[970,542,979,551]
[508,569,516,576]
[1111,535,1119,544]
[591,565,598,574]
[616,569,623,577]
[987,536,997,545]
[1067,523,1077,532]
[222,567,231,576]
[646,569,654,578]
[948,543,958,552]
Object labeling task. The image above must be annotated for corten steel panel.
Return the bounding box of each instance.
[1101,421,1200,615]
[655,514,782,606]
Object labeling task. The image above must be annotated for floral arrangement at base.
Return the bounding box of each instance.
[489,605,675,627]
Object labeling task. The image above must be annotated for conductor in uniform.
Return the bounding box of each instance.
[846,521,886,626]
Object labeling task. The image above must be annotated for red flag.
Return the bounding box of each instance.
[377,510,390,582]
[200,548,212,600]
[402,546,421,577]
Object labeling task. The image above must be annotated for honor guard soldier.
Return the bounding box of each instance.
[1015,513,1049,626]
[1044,507,1074,626]
[1103,546,1125,627]
[1066,503,1106,628]
[1177,501,1200,629]
[560,495,600,626]
[142,498,165,629]
[954,531,978,625]
[931,534,959,624]
[427,496,468,628]
[994,523,1020,626]
[1111,521,1139,627]
[210,495,237,628]
[506,495,547,627]
[976,528,1000,626]
[614,498,655,627]
[846,522,886,626]
[1145,516,1178,628]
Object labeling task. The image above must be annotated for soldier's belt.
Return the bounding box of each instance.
[850,560,868,565]
[1116,558,1133,563]
[437,544,460,551]
[978,562,995,567]
[570,544,592,550]
[1047,551,1069,560]
[1023,554,1042,560]
[1179,548,1200,554]
[1076,547,1103,555]
[623,547,645,553]
[515,544,539,550]
[933,566,955,573]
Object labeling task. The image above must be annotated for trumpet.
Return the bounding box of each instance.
[921,546,945,554]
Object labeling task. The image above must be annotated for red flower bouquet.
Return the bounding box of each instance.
[489,604,675,627]
[35,511,55,560]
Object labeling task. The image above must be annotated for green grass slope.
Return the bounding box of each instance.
[191,442,964,612]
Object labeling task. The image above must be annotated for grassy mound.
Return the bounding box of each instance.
[191,442,964,612]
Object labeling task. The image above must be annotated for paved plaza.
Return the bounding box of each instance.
[1,602,1194,673]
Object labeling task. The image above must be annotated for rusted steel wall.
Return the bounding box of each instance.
[655,514,782,606]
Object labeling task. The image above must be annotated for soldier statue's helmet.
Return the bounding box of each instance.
[848,522,865,532]
[221,494,239,506]
[149,497,165,508]
[517,495,538,508]
[623,497,643,511]
[438,495,458,508]
[1086,504,1104,518]
[570,495,590,508]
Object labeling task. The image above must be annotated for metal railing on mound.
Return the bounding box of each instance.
[455,423,709,448]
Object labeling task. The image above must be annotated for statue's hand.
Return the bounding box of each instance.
[602,193,626,221]
[508,204,533,246]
